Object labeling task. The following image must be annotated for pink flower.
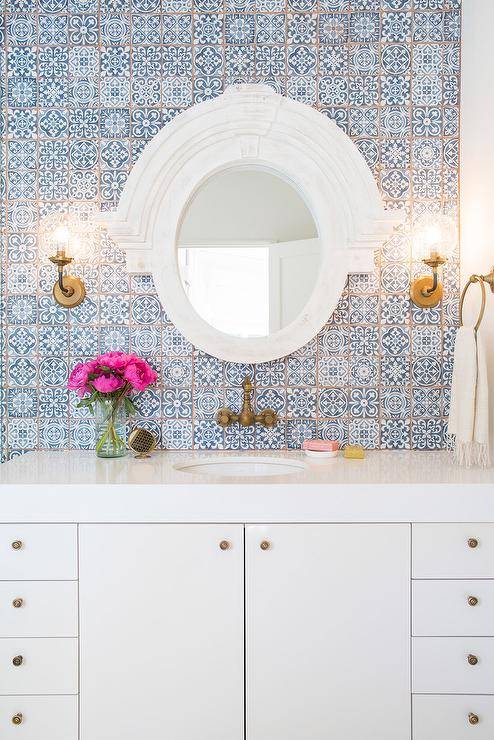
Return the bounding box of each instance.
[97,351,132,373]
[69,353,156,399]
[92,374,126,393]
[68,362,93,398]
[123,358,157,391]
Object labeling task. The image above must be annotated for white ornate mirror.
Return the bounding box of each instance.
[101,84,402,363]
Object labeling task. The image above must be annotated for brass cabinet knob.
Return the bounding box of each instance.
[219,540,230,551]
[12,713,23,725]
[12,655,23,667]
[260,540,271,551]
[12,598,23,609]
[468,713,479,725]
[468,654,479,666]
[468,538,479,549]
[468,596,479,607]
[11,541,23,550]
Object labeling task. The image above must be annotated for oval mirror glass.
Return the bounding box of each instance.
[177,167,320,339]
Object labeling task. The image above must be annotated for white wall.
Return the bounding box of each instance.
[461,2,494,440]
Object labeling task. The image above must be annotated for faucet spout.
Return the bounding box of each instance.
[216,375,278,429]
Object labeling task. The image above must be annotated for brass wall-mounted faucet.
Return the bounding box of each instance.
[216,376,278,429]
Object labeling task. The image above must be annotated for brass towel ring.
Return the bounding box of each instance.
[459,275,487,332]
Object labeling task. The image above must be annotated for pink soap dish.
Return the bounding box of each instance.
[302,439,339,458]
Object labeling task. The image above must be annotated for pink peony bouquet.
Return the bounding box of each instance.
[68,352,157,457]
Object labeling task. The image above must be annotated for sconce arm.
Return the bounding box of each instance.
[421,266,439,297]
[48,254,86,308]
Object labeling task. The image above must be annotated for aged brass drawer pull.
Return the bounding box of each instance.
[12,598,23,609]
[260,541,271,551]
[12,713,23,725]
[12,655,23,667]
[11,540,23,550]
[468,596,479,607]
[468,654,479,666]
[468,713,479,725]
[219,540,230,551]
[468,538,479,548]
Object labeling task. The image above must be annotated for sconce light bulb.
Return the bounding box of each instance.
[54,225,70,244]
[425,224,442,251]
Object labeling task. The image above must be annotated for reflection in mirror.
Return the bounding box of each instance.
[177,168,320,339]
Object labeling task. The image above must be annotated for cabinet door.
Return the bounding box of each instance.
[79,524,244,740]
[246,524,411,740]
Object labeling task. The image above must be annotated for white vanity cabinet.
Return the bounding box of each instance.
[246,524,411,740]
[77,523,411,740]
[2,449,494,740]
[79,524,245,740]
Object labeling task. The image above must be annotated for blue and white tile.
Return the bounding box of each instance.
[194,387,223,419]
[287,387,316,418]
[256,387,286,415]
[8,357,37,387]
[7,388,38,417]
[38,387,68,418]
[381,419,410,449]
[318,388,348,418]
[318,357,348,387]
[162,388,192,419]
[411,419,445,450]
[286,419,316,449]
[162,420,193,449]
[162,358,192,388]
[318,324,348,355]
[255,424,285,450]
[381,356,410,386]
[194,420,224,449]
[349,419,379,449]
[349,387,378,418]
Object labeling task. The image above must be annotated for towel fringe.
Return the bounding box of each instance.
[453,440,491,469]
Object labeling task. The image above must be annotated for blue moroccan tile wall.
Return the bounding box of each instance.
[0,0,461,458]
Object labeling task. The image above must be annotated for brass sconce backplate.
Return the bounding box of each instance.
[52,275,86,308]
[410,276,443,308]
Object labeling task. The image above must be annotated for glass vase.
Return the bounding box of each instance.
[94,397,127,458]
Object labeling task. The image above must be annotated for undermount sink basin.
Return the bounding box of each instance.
[174,456,307,478]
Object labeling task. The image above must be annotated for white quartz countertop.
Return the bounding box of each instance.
[0,449,493,523]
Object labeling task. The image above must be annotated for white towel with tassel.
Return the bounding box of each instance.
[448,326,490,467]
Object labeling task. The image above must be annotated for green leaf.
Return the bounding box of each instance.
[124,397,136,416]
[76,398,93,408]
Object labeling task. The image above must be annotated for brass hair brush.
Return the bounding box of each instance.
[128,428,158,459]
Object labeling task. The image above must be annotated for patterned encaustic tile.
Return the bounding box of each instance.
[0,0,461,458]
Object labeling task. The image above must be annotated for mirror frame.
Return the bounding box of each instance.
[100,84,403,363]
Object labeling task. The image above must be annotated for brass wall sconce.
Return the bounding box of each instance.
[216,376,278,429]
[46,223,86,309]
[410,250,447,308]
[410,214,456,308]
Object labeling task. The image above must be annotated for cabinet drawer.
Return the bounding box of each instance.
[0,582,78,637]
[413,524,494,579]
[413,637,494,694]
[0,696,78,739]
[0,638,78,695]
[413,580,494,636]
[0,525,77,581]
[413,695,494,740]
